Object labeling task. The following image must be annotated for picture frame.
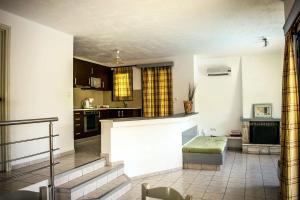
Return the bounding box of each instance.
[253,104,272,118]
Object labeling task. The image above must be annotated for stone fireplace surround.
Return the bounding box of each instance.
[241,118,281,155]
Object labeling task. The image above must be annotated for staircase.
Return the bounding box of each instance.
[55,158,131,200]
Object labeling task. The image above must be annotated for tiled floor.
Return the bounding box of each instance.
[0,136,101,192]
[120,151,280,200]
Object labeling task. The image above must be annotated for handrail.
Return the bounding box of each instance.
[0,117,58,126]
[0,148,59,164]
[0,117,58,200]
[0,161,60,182]
[0,134,59,146]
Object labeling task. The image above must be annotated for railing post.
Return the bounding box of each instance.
[48,122,55,200]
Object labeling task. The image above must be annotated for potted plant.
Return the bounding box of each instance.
[184,84,196,114]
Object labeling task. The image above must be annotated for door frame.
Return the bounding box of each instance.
[0,23,10,171]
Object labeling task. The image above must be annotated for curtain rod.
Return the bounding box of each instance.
[136,62,174,68]
[112,61,174,69]
[283,0,300,34]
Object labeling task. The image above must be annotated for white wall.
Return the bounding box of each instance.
[242,54,283,118]
[194,57,242,136]
[172,55,194,114]
[101,114,199,177]
[0,9,74,165]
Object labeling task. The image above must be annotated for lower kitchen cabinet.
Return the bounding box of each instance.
[100,109,110,119]
[74,108,142,140]
[74,111,84,140]
[106,109,141,118]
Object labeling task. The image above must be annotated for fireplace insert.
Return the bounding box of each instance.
[249,121,280,144]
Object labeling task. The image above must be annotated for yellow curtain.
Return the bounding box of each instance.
[113,67,133,101]
[0,27,10,172]
[142,66,173,117]
[280,31,300,200]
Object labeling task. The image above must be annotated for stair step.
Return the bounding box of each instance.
[55,158,106,186]
[78,175,131,200]
[55,163,124,200]
[57,163,123,190]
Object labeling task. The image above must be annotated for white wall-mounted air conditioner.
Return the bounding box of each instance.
[206,66,231,76]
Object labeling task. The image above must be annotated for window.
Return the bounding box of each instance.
[112,67,133,101]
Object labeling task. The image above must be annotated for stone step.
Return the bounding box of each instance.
[78,175,131,200]
[55,158,107,186]
[55,163,124,200]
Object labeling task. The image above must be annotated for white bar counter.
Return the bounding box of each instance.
[100,113,199,177]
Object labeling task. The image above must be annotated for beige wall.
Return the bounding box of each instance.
[73,88,142,108]
[73,88,104,108]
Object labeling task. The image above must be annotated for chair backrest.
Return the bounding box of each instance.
[141,183,192,200]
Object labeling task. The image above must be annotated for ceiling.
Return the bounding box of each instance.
[0,0,285,64]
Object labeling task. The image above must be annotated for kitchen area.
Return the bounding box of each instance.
[73,58,142,154]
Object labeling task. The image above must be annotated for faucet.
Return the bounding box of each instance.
[123,101,128,108]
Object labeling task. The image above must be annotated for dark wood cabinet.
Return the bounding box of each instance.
[74,111,84,140]
[73,58,112,91]
[100,109,110,119]
[73,59,93,87]
[92,64,113,91]
[74,108,142,140]
[104,108,141,118]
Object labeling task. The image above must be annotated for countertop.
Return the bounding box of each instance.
[74,107,142,111]
[101,112,198,122]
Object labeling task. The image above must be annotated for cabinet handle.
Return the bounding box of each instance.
[117,111,120,117]
[91,67,94,74]
[74,112,81,115]
[102,82,105,88]
[75,124,81,127]
[75,132,80,135]
[75,118,81,121]
[121,111,124,117]
[74,77,77,85]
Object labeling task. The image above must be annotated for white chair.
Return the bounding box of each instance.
[142,183,192,200]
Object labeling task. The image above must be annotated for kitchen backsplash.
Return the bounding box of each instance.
[103,90,142,108]
[73,88,142,108]
[73,88,104,108]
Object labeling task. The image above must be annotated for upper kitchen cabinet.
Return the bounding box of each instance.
[73,58,92,87]
[92,64,113,91]
[73,58,112,91]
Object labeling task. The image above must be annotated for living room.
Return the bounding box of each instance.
[0,0,299,200]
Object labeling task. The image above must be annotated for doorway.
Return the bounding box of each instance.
[0,24,10,172]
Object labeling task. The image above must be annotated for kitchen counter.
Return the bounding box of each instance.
[74,107,142,111]
[104,112,198,122]
[100,113,199,177]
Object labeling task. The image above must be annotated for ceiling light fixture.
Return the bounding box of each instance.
[112,49,123,65]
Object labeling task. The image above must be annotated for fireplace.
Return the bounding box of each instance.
[249,121,280,144]
[241,118,281,154]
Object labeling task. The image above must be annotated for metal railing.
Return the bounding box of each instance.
[0,117,59,200]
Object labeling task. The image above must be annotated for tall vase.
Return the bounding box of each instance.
[183,101,193,114]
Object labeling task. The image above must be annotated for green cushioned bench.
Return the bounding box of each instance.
[182,136,228,170]
[182,136,227,154]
